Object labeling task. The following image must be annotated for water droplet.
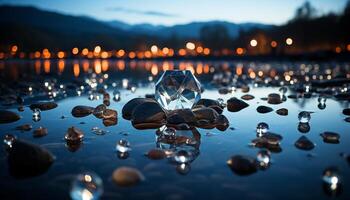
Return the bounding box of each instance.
[91,127,109,135]
[318,96,327,104]
[3,134,16,148]
[322,167,342,196]
[257,150,271,169]
[217,98,226,107]
[70,172,103,200]
[130,86,137,93]
[32,108,41,122]
[298,111,311,123]
[176,163,191,175]
[256,122,269,137]
[162,127,176,137]
[116,139,131,153]
[174,150,193,164]
[113,90,121,101]
[279,86,287,95]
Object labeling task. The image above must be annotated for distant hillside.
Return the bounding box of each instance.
[106,20,273,39]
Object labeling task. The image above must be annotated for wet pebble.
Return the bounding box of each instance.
[276,108,288,116]
[167,109,196,125]
[0,110,20,124]
[241,85,250,93]
[227,155,257,176]
[112,167,145,187]
[267,93,282,104]
[102,109,117,119]
[71,106,94,118]
[256,106,273,114]
[30,102,57,111]
[241,94,255,100]
[194,98,222,108]
[295,136,315,150]
[93,104,107,119]
[132,101,166,129]
[15,124,32,131]
[122,98,156,120]
[65,127,84,144]
[33,127,48,138]
[146,149,167,160]
[227,97,249,112]
[215,115,229,131]
[192,107,219,122]
[320,132,340,144]
[342,108,350,116]
[298,122,310,133]
[344,117,350,123]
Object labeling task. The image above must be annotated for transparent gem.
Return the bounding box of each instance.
[116,139,131,153]
[70,172,103,200]
[256,122,269,137]
[3,134,16,148]
[298,111,311,123]
[155,70,201,110]
[174,150,193,164]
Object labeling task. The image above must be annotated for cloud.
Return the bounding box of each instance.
[107,7,178,17]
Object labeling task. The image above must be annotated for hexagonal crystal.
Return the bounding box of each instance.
[155,70,201,110]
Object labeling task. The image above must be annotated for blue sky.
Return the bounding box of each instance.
[0,0,347,25]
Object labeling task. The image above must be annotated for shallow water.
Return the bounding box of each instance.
[0,59,349,199]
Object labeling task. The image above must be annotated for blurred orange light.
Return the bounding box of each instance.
[101,51,108,59]
[94,46,101,54]
[128,52,136,59]
[250,39,258,47]
[186,42,195,50]
[57,51,65,59]
[162,47,169,55]
[151,45,158,54]
[168,49,174,57]
[249,71,256,79]
[203,48,210,55]
[117,49,125,57]
[335,46,341,53]
[271,41,277,48]
[347,44,350,51]
[196,46,203,54]
[151,64,158,75]
[34,51,41,58]
[44,60,50,73]
[72,47,79,55]
[82,48,89,56]
[144,51,152,58]
[236,48,244,55]
[286,38,293,46]
[94,60,102,74]
[11,45,18,52]
[0,52,4,59]
[73,63,80,77]
[178,49,186,56]
[102,60,109,71]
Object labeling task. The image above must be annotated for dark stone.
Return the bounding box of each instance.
[241,86,250,93]
[71,106,94,118]
[295,136,315,150]
[241,94,255,100]
[132,101,166,126]
[218,87,231,94]
[216,115,229,131]
[276,108,288,116]
[15,124,32,131]
[65,127,84,144]
[93,104,107,119]
[102,109,118,119]
[342,108,350,116]
[320,132,340,144]
[227,97,249,112]
[256,106,273,114]
[195,99,222,108]
[146,149,167,160]
[167,109,196,125]
[30,102,58,111]
[103,118,118,127]
[122,98,156,120]
[345,117,350,123]
[33,127,48,138]
[192,107,219,122]
[7,139,54,178]
[267,93,282,104]
[227,155,257,176]
[0,110,20,124]
[298,123,310,133]
[112,167,145,187]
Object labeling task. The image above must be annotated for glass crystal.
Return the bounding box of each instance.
[70,172,103,200]
[155,70,201,110]
[116,139,131,153]
[256,122,269,137]
[298,111,311,123]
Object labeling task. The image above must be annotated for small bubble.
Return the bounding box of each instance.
[298,111,311,123]
[70,172,103,200]
[116,139,131,153]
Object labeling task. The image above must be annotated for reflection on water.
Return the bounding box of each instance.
[0,59,350,199]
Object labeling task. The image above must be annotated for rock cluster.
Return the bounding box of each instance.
[71,103,117,127]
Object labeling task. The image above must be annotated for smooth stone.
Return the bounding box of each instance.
[122,98,156,120]
[295,136,315,150]
[241,94,255,100]
[93,104,107,119]
[298,123,310,133]
[167,109,196,125]
[342,108,350,116]
[288,94,298,99]
[132,101,166,125]
[103,118,118,127]
[33,127,48,138]
[194,99,222,108]
[256,106,273,114]
[252,132,283,147]
[216,115,229,131]
[112,167,145,187]
[30,102,57,111]
[146,149,167,160]
[71,105,94,118]
[192,107,219,122]
[209,105,224,114]
[276,108,288,116]
[227,155,257,176]
[7,139,54,178]
[133,122,164,129]
[267,93,282,104]
[320,132,340,144]
[218,87,231,94]
[345,117,350,123]
[195,120,217,129]
[241,86,250,93]
[65,127,84,144]
[145,94,155,99]
[227,97,249,112]
[169,123,192,130]
[102,109,117,119]
[0,110,20,124]
[15,124,32,131]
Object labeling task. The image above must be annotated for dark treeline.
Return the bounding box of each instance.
[0,1,349,54]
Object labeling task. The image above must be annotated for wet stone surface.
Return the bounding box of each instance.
[0,60,350,199]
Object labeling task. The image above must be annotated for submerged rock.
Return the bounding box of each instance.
[103,118,118,127]
[33,127,48,138]
[167,109,196,125]
[122,98,156,120]
[132,101,166,128]
[102,109,117,119]
[7,139,54,178]
[65,127,84,144]
[227,97,249,112]
[15,124,32,131]
[276,108,288,116]
[30,102,57,111]
[227,155,257,176]
[71,106,94,118]
[93,104,107,119]
[345,117,350,123]
[146,149,167,160]
[0,110,20,124]
[241,94,255,100]
[342,108,350,116]
[320,132,340,144]
[215,115,230,131]
[298,123,310,133]
[112,167,145,187]
[295,136,315,150]
[256,106,273,114]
